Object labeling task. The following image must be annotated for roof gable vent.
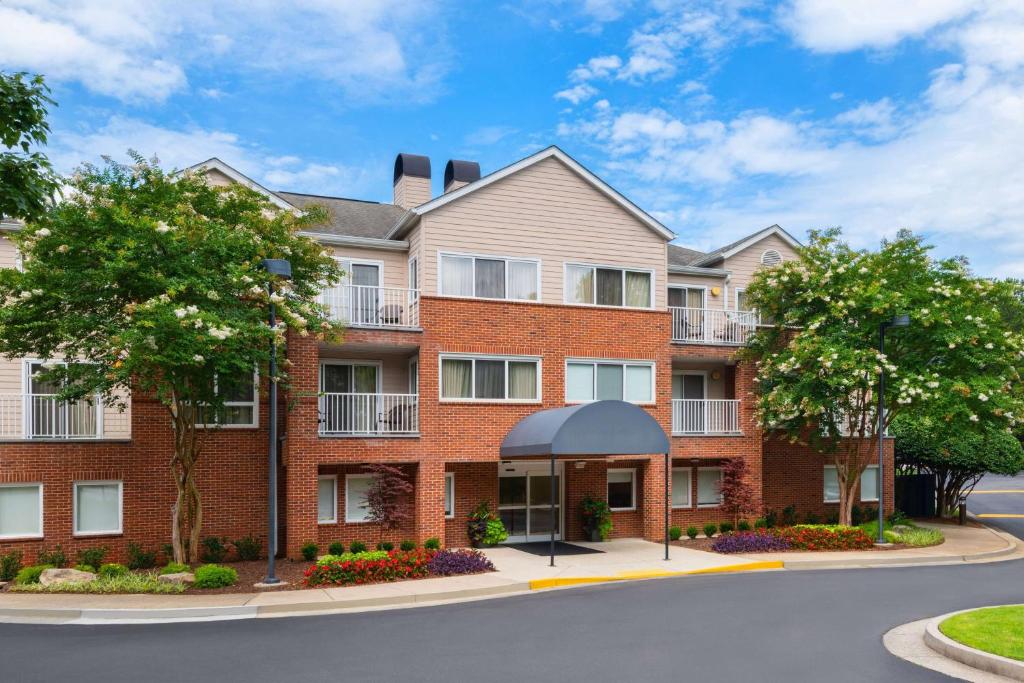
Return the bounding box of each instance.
[761,249,782,266]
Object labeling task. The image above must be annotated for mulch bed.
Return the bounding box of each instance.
[192,559,312,594]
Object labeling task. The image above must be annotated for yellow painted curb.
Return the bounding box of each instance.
[970,490,1024,495]
[976,513,1024,518]
[528,560,783,590]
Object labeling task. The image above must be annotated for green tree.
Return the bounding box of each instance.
[742,229,1024,525]
[893,414,1024,518]
[0,72,59,221]
[0,155,342,562]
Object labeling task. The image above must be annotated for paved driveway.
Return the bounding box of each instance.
[968,472,1024,539]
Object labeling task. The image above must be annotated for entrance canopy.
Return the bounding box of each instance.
[499,400,670,458]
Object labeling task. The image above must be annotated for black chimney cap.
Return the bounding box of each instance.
[394,153,431,185]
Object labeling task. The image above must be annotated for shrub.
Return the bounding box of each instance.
[753,518,768,530]
[580,496,613,540]
[719,521,734,534]
[850,505,863,526]
[669,526,682,541]
[349,540,368,553]
[703,522,717,538]
[826,511,840,525]
[781,505,798,527]
[468,501,510,546]
[200,537,229,564]
[737,520,752,532]
[161,543,175,562]
[160,562,190,575]
[76,547,108,570]
[765,509,779,528]
[888,509,909,526]
[193,564,238,589]
[233,535,261,561]
[14,564,52,585]
[399,540,416,552]
[328,541,345,556]
[304,550,431,587]
[686,526,699,540]
[127,542,158,570]
[775,525,874,551]
[886,525,944,548]
[11,572,186,595]
[300,542,319,562]
[315,551,388,566]
[376,541,394,552]
[712,531,791,554]
[427,549,495,576]
[424,537,441,550]
[98,563,129,579]
[804,512,820,525]
[37,545,67,568]
[0,550,23,581]
[74,564,96,573]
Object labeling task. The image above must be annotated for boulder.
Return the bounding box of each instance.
[39,568,96,586]
[157,572,195,585]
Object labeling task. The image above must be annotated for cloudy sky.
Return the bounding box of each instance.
[2,0,1022,276]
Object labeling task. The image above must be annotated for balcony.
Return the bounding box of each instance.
[318,392,419,436]
[670,307,758,345]
[671,399,741,435]
[0,394,129,440]
[320,284,420,329]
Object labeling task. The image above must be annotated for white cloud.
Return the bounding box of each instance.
[580,0,634,23]
[555,83,599,104]
[463,125,519,147]
[833,98,899,139]
[570,55,623,81]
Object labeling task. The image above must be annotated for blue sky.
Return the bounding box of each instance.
[2,1,1023,276]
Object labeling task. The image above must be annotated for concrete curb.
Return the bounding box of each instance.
[924,607,1024,681]
[527,560,784,589]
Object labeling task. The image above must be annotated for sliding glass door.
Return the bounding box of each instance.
[498,462,562,543]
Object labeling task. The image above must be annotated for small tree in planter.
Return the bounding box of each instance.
[580,496,613,541]
[467,502,508,547]
[720,458,758,528]
[364,464,414,543]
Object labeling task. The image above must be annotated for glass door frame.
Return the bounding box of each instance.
[318,359,383,434]
[497,460,565,543]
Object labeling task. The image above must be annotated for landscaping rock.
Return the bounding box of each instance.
[39,568,96,586]
[157,572,195,585]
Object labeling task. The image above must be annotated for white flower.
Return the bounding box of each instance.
[174,308,188,318]
[985,343,994,349]
[35,228,51,237]
[969,414,979,422]
[156,222,172,234]
[31,289,42,296]
[948,342,956,349]
[18,291,32,300]
[207,290,220,300]
[979,393,989,402]
[193,354,205,362]
[858,266,868,274]
[240,275,253,284]
[57,244,69,253]
[208,327,234,340]
[270,293,285,304]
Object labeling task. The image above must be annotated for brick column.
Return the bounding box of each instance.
[735,360,765,514]
[641,455,669,542]
[415,459,446,544]
[283,331,320,559]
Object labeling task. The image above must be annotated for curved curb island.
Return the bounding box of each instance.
[924,607,1024,681]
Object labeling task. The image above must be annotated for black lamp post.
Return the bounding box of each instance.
[260,258,292,584]
[876,313,909,544]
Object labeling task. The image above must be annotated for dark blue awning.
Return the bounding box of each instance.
[499,400,670,457]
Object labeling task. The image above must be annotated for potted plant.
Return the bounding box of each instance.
[580,496,613,542]
[467,502,508,547]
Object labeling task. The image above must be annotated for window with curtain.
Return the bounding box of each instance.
[860,466,879,502]
[697,468,723,507]
[672,468,692,508]
[823,466,840,503]
[564,264,652,308]
[318,476,337,523]
[346,475,372,522]
[444,473,455,518]
[74,481,121,535]
[607,469,636,510]
[736,288,749,311]
[441,356,539,400]
[566,361,654,403]
[440,253,538,301]
[0,484,42,538]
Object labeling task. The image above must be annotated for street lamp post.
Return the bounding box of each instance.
[260,258,292,585]
[877,313,910,544]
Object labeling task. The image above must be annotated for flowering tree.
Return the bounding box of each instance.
[1,72,60,221]
[719,458,757,526]
[0,155,342,562]
[364,464,414,539]
[742,229,1024,525]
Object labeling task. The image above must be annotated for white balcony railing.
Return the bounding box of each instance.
[670,307,759,345]
[0,394,128,440]
[320,284,420,329]
[318,393,419,436]
[672,399,741,435]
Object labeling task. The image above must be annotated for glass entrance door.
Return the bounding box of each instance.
[498,463,561,543]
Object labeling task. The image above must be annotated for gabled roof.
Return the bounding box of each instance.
[185,158,297,211]
[667,244,706,267]
[278,192,407,240]
[690,224,801,267]
[386,146,675,241]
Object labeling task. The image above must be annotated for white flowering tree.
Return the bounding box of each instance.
[742,229,1024,525]
[0,155,342,562]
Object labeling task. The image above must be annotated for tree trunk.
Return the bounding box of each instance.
[837,473,857,526]
[168,400,203,565]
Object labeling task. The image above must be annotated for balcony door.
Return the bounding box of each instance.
[669,286,706,341]
[319,361,380,433]
[673,372,707,434]
[25,361,98,438]
[326,259,381,326]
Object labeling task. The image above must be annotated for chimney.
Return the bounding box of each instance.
[443,159,481,193]
[393,153,432,208]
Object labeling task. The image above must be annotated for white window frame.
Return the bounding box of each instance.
[439,354,542,403]
[563,262,655,309]
[564,358,656,405]
[196,370,259,429]
[734,287,748,311]
[345,474,373,523]
[318,359,384,394]
[22,359,104,437]
[437,250,541,303]
[860,465,880,502]
[444,472,455,519]
[607,468,637,511]
[72,480,123,537]
[0,482,44,540]
[667,284,707,309]
[408,255,419,290]
[696,467,723,508]
[823,465,840,503]
[335,256,385,287]
[317,474,338,525]
[672,467,692,509]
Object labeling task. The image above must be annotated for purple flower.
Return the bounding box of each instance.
[427,549,495,576]
[711,531,790,554]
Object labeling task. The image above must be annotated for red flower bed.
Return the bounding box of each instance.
[304,549,432,587]
[773,525,874,551]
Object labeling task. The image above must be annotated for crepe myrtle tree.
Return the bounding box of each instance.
[741,228,1024,525]
[0,155,343,563]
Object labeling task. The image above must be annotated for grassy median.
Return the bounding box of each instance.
[939,606,1024,661]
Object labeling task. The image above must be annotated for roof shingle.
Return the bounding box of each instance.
[276,192,407,240]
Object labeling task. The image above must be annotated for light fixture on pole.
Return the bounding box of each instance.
[260,258,291,584]
[876,313,909,544]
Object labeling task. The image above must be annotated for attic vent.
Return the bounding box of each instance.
[761,249,782,266]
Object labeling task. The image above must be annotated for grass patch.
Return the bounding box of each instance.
[8,571,186,595]
[940,606,1024,661]
[858,520,944,547]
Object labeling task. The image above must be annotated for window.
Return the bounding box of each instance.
[440,356,540,401]
[439,253,539,301]
[697,468,723,507]
[408,358,419,394]
[565,264,652,308]
[444,472,455,518]
[195,371,258,428]
[565,360,654,403]
[860,466,879,502]
[318,475,337,524]
[607,469,636,510]
[0,484,42,539]
[672,468,692,508]
[668,286,705,309]
[345,474,372,523]
[823,466,840,503]
[735,288,749,311]
[73,481,122,536]
[408,256,419,291]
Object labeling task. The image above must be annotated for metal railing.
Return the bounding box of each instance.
[672,399,741,435]
[320,284,420,329]
[669,307,759,345]
[318,393,419,436]
[0,393,128,439]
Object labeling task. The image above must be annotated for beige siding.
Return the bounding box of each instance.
[407,225,422,291]
[419,156,669,308]
[0,234,18,270]
[328,246,409,289]
[317,348,415,394]
[667,272,728,310]
[722,233,799,296]
[203,168,234,187]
